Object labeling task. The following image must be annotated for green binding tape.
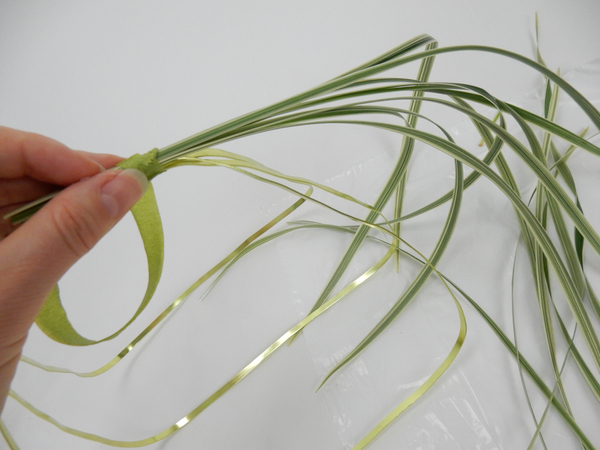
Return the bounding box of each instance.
[117,148,165,180]
[35,180,164,346]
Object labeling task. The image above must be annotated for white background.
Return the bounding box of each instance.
[1,1,600,449]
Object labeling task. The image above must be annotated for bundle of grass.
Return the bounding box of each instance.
[2,27,600,449]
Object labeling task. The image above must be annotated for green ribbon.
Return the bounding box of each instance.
[35,152,165,346]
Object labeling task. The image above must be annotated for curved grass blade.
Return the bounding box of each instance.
[393,40,438,269]
[364,45,600,130]
[166,147,388,222]
[511,242,550,450]
[318,158,463,388]
[530,76,575,419]
[156,35,437,162]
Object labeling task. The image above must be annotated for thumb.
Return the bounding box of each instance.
[0,168,148,339]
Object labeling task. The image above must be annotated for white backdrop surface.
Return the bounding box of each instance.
[1,1,600,449]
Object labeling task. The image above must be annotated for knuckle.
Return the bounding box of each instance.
[49,201,100,258]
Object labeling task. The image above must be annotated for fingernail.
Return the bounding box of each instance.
[100,169,149,218]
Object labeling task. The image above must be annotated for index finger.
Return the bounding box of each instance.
[0,126,122,185]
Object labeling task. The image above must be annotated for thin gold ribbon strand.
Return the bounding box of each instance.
[351,280,467,449]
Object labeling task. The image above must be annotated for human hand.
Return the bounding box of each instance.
[0,126,148,414]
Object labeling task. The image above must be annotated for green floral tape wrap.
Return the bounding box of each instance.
[116,148,166,180]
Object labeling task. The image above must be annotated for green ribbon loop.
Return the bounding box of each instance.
[35,182,164,346]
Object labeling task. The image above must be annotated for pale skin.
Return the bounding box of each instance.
[0,126,148,415]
